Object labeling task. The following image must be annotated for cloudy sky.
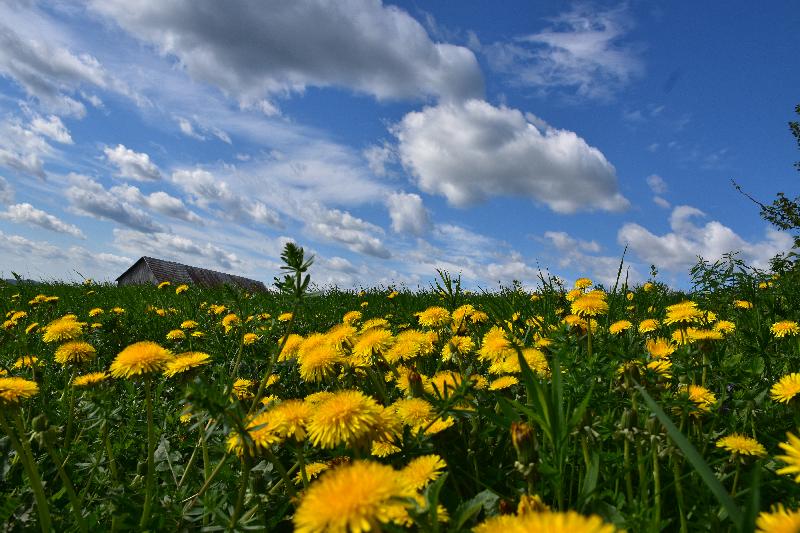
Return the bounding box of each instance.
[0,1,797,289]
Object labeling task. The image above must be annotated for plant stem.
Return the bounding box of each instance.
[296,442,309,489]
[140,378,156,529]
[651,443,661,531]
[672,458,688,533]
[42,431,88,533]
[64,368,77,446]
[731,461,741,498]
[102,421,119,482]
[228,457,252,530]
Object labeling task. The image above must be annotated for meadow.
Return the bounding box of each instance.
[2,244,800,532]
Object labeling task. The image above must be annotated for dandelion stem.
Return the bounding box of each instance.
[672,458,688,533]
[42,428,88,533]
[102,421,119,482]
[296,442,309,489]
[64,368,77,445]
[651,442,661,531]
[140,377,156,529]
[228,457,251,530]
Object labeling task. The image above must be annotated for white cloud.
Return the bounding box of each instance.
[386,192,429,236]
[543,230,601,253]
[653,196,671,209]
[66,174,163,233]
[646,174,667,194]
[89,0,484,103]
[0,202,85,238]
[0,176,12,204]
[363,143,395,177]
[484,4,642,100]
[177,116,205,140]
[394,99,629,213]
[104,144,162,181]
[113,228,241,270]
[109,184,203,223]
[304,204,390,259]
[618,205,794,272]
[171,168,281,227]
[0,117,54,179]
[29,115,73,144]
[542,230,640,286]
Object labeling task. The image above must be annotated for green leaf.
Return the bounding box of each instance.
[449,489,498,531]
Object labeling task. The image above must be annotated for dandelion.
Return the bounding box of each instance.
[360,317,390,331]
[89,308,103,317]
[646,359,672,378]
[392,398,434,427]
[399,455,446,491]
[386,329,432,363]
[166,329,186,341]
[474,510,617,533]
[714,320,736,334]
[42,316,84,343]
[157,281,171,289]
[574,277,593,289]
[679,384,717,413]
[110,307,125,314]
[175,284,189,294]
[416,306,451,328]
[109,341,174,379]
[352,328,394,365]
[232,378,255,400]
[243,333,259,345]
[55,341,97,365]
[646,338,676,359]
[293,460,412,533]
[426,371,463,397]
[221,313,240,332]
[479,326,514,363]
[566,288,583,302]
[777,432,800,482]
[609,320,632,334]
[0,377,39,405]
[755,504,800,533]
[298,343,340,382]
[307,390,384,449]
[665,301,702,326]
[489,376,519,390]
[342,310,362,325]
[638,318,660,334]
[227,411,284,454]
[279,333,304,361]
[181,320,198,329]
[571,295,607,318]
[278,312,293,322]
[371,440,401,457]
[734,300,753,309]
[716,433,766,457]
[771,373,800,403]
[164,352,211,377]
[72,372,109,388]
[25,322,39,334]
[294,462,329,484]
[12,355,40,369]
[771,320,800,338]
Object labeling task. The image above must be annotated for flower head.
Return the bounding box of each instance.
[771,321,800,338]
[416,306,451,328]
[12,355,40,369]
[399,455,446,491]
[756,504,800,533]
[109,341,174,378]
[716,433,766,457]
[298,342,341,382]
[175,284,189,294]
[571,293,608,317]
[734,299,753,309]
[42,316,84,343]
[474,510,617,533]
[609,320,632,335]
[664,301,702,326]
[679,384,716,413]
[646,338,676,359]
[307,390,384,449]
[232,378,255,400]
[574,277,593,290]
[166,329,186,341]
[351,328,394,365]
[777,431,800,482]
[489,376,519,391]
[0,377,39,405]
[55,341,97,365]
[638,318,660,334]
[772,373,800,403]
[72,372,109,388]
[164,352,211,377]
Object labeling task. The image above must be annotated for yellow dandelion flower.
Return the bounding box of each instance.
[298,343,341,382]
[175,284,189,294]
[664,301,702,326]
[279,333,304,361]
[25,322,39,334]
[294,462,329,484]
[12,355,39,369]
[278,312,293,322]
[269,399,312,441]
[307,390,384,449]
[110,307,125,314]
[221,313,240,332]
[243,333,259,345]
[232,378,255,400]
[371,440,401,457]
[392,398,434,427]
[716,433,766,457]
[360,317,390,331]
[646,359,672,378]
[646,337,676,359]
[638,318,660,334]
[54,341,97,364]
[416,306,451,328]
[777,432,800,482]
[157,281,171,289]
[386,330,432,363]
[293,461,413,533]
[452,304,476,329]
[609,320,633,335]
[351,328,394,365]
[470,310,489,323]
[227,411,284,454]
[326,323,356,352]
[734,300,753,309]
[479,326,514,363]
[399,455,446,491]
[72,371,109,388]
[342,310,362,325]
[109,341,173,379]
[686,327,723,341]
[166,329,186,341]
[304,391,335,406]
[88,308,103,317]
[772,373,800,403]
[574,277,593,289]
[0,377,39,405]
[756,504,800,533]
[489,375,519,391]
[164,352,211,377]
[178,320,196,330]
[714,320,736,334]
[425,371,463,397]
[424,417,455,436]
[474,510,617,533]
[772,321,800,338]
[679,384,716,413]
[42,317,84,343]
[566,288,583,302]
[642,282,654,291]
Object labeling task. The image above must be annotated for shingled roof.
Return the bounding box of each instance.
[116,256,268,292]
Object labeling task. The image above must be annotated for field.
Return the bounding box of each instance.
[2,246,800,532]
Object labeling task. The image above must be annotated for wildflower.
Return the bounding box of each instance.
[191,331,205,338]
[479,326,514,363]
[646,359,672,378]
[392,398,434,427]
[771,373,800,403]
[665,301,702,326]
[626,292,634,301]
[157,281,171,289]
[399,455,446,491]
[470,310,489,323]
[452,304,476,329]
[352,329,394,365]
[0,377,39,405]
[388,290,398,299]
[777,431,800,482]
[734,300,753,309]
[181,320,198,329]
[574,277,593,289]
[518,494,550,515]
[756,504,800,533]
[489,376,518,391]
[298,342,341,382]
[72,372,109,388]
[342,310,362,325]
[643,282,654,291]
[360,301,369,308]
[441,335,475,361]
[426,371,463,397]
[609,320,632,335]
[12,355,40,369]
[386,330,432,363]
[110,307,125,314]
[227,411,284,454]
[243,333,259,345]
[638,318,660,334]
[293,461,413,533]
[166,329,186,341]
[360,318,390,332]
[771,320,800,338]
[416,306,451,328]
[326,323,357,352]
[294,462,329,484]
[232,378,255,400]
[221,313,240,332]
[42,316,84,343]
[571,293,608,317]
[278,312,293,322]
[109,341,174,378]
[714,320,736,334]
[25,322,39,334]
[270,399,312,440]
[175,284,189,294]
[371,440,401,457]
[307,390,384,449]
[474,510,617,533]
[279,334,304,361]
[54,341,97,365]
[679,384,717,413]
[164,352,211,377]
[716,434,766,457]
[89,308,103,317]
[646,338,676,359]
[425,417,455,435]
[686,328,723,341]
[209,304,227,315]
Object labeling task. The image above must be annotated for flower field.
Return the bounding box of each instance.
[2,245,800,532]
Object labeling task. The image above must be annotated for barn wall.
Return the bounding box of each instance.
[117,262,157,285]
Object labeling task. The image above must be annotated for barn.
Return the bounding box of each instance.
[115,256,268,292]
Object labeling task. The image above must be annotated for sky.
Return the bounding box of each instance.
[0,0,798,290]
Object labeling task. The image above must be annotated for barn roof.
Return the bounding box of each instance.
[116,257,268,292]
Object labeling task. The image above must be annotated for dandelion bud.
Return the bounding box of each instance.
[408,370,425,398]
[511,421,537,463]
[32,414,49,432]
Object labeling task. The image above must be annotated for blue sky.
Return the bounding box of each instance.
[0,0,797,289]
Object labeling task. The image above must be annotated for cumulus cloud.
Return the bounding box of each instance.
[363,143,395,177]
[171,168,280,227]
[104,144,162,181]
[618,205,794,272]
[304,204,390,259]
[543,230,601,253]
[0,176,14,204]
[653,196,671,209]
[113,228,241,270]
[89,0,484,103]
[484,4,642,100]
[394,99,628,213]
[0,117,55,179]
[109,184,203,223]
[646,174,667,194]
[386,192,429,236]
[29,115,73,144]
[0,202,85,238]
[542,230,640,286]
[66,174,163,233]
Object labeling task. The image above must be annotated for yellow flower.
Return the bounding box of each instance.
[734,300,753,309]
[293,460,413,533]
[771,321,800,338]
[175,284,189,294]
[42,316,84,343]
[664,301,702,326]
[566,288,583,302]
[294,462,329,484]
[232,378,255,400]
[298,342,341,383]
[307,390,384,449]
[386,330,432,363]
[777,431,800,482]
[714,320,736,334]
[772,373,800,403]
[0,377,39,404]
[452,304,476,329]
[278,312,293,322]
[221,313,240,332]
[756,504,800,533]
[392,398,434,428]
[25,322,39,334]
[55,341,97,364]
[646,359,672,378]
[609,320,632,335]
[88,308,103,317]
[643,282,654,291]
[489,376,519,391]
[164,352,211,377]
[227,411,284,454]
[166,329,186,341]
[679,384,717,413]
[109,341,174,378]
[416,306,451,328]
[12,355,40,369]
[399,454,446,491]
[72,372,109,388]
[638,318,660,334]
[574,277,593,289]
[716,433,766,457]
[479,326,514,363]
[371,440,401,457]
[351,328,394,365]
[181,320,198,329]
[387,290,398,299]
[359,317,390,331]
[270,399,312,441]
[110,307,125,314]
[342,310,362,325]
[157,281,171,289]
[474,510,617,533]
[243,333,259,345]
[646,338,676,359]
[279,333,304,361]
[425,371,463,397]
[571,293,608,317]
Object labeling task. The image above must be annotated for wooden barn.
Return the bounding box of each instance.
[116,256,268,292]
